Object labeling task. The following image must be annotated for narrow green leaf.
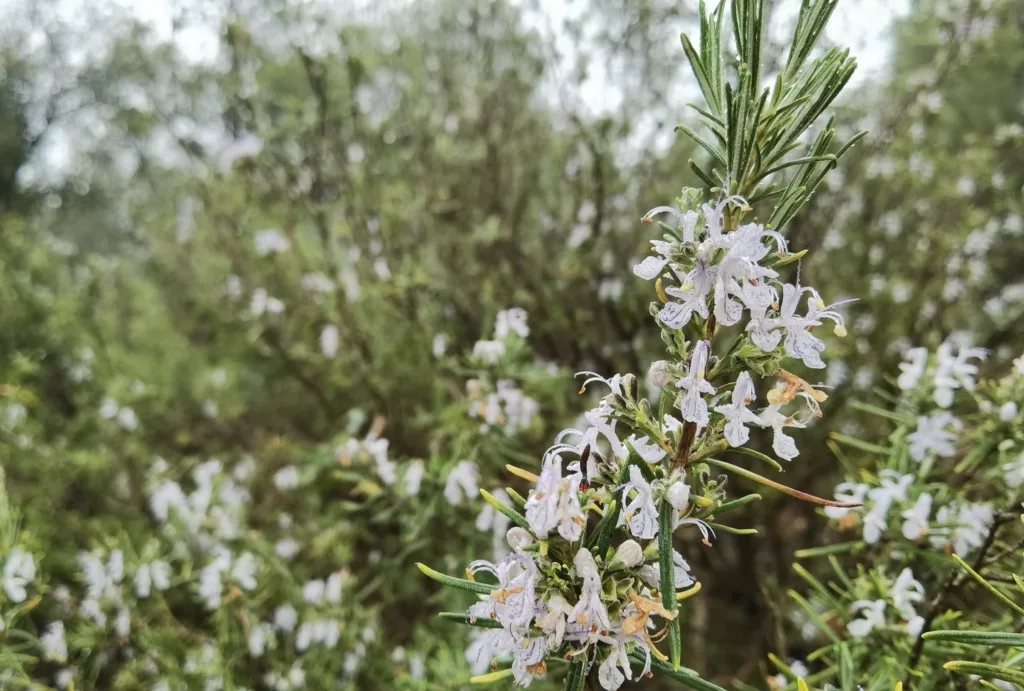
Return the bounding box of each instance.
[704,459,862,508]
[416,563,495,595]
[689,160,719,189]
[710,493,761,517]
[794,541,862,559]
[951,553,1024,616]
[480,489,531,530]
[708,522,757,535]
[728,446,784,473]
[659,500,681,670]
[828,433,892,456]
[944,662,1024,687]
[471,668,514,684]
[438,612,503,629]
[922,630,1024,647]
[630,653,728,691]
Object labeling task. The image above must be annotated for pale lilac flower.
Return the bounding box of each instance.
[714,371,761,447]
[114,406,138,431]
[304,579,326,605]
[404,460,425,496]
[568,548,611,634]
[326,572,344,604]
[640,549,694,589]
[897,347,929,390]
[443,461,479,506]
[41,622,68,662]
[524,454,585,541]
[901,494,933,541]
[677,340,715,425]
[932,502,993,555]
[506,527,535,552]
[999,402,1018,422]
[432,335,447,358]
[253,229,291,256]
[621,465,658,539]
[863,472,913,544]
[933,340,987,407]
[134,560,171,598]
[99,397,119,419]
[847,599,886,637]
[892,568,925,632]
[231,552,258,591]
[511,636,549,686]
[536,594,572,648]
[1002,452,1024,489]
[2,547,35,603]
[472,340,506,364]
[248,624,269,657]
[495,308,529,339]
[907,412,962,462]
[275,539,300,560]
[320,325,340,358]
[824,482,869,520]
[658,260,714,329]
[597,634,638,690]
[756,404,805,461]
[300,272,334,294]
[273,604,298,632]
[114,607,131,637]
[273,466,300,490]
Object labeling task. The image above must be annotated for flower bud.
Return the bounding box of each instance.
[620,373,638,403]
[506,527,534,552]
[648,360,673,389]
[610,540,644,568]
[667,481,690,511]
[1000,401,1018,422]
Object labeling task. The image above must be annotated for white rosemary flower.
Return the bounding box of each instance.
[443,461,480,506]
[320,324,340,358]
[863,471,913,544]
[495,308,530,339]
[597,634,637,690]
[41,622,68,662]
[756,404,805,461]
[847,599,886,638]
[524,453,585,541]
[134,560,171,598]
[621,465,658,539]
[824,482,869,520]
[404,460,425,495]
[569,548,612,634]
[2,547,35,603]
[472,340,506,364]
[931,502,993,555]
[253,229,290,256]
[273,604,298,632]
[932,340,987,407]
[714,371,760,447]
[273,465,300,490]
[892,568,925,634]
[907,412,962,462]
[901,493,933,541]
[1002,452,1024,489]
[677,340,715,425]
[897,347,929,390]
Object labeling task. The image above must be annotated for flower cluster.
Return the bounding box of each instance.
[791,341,1024,687]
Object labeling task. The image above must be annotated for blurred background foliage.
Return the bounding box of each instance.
[0,0,1021,688]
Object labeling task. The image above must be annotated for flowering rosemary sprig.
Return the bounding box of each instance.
[419,1,865,688]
